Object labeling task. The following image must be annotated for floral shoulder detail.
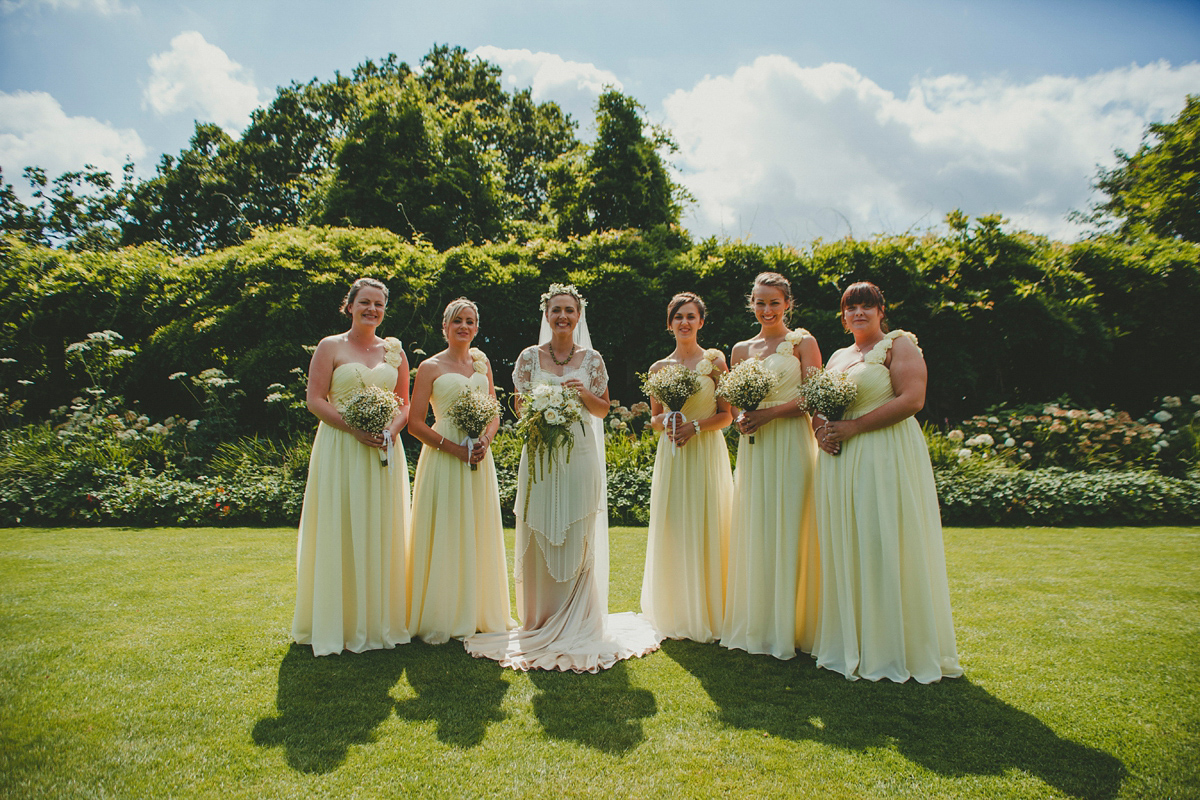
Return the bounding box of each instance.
[695,348,723,375]
[469,347,489,374]
[776,328,811,355]
[382,337,405,367]
[864,330,921,364]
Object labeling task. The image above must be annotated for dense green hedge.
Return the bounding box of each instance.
[4,217,1199,437]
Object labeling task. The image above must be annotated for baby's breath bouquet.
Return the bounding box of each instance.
[801,366,858,420]
[801,366,858,456]
[340,384,400,465]
[516,383,584,515]
[716,358,776,444]
[641,364,702,453]
[447,389,502,471]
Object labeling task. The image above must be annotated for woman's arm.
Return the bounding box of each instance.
[739,336,821,435]
[823,336,926,449]
[305,337,381,447]
[387,347,411,439]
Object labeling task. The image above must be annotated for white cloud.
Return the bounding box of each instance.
[143,31,261,134]
[0,0,136,14]
[471,45,621,129]
[0,90,145,194]
[663,56,1200,242]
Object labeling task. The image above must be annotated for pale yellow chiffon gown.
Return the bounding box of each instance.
[720,331,820,660]
[641,355,733,642]
[292,359,411,656]
[408,363,514,643]
[813,330,962,682]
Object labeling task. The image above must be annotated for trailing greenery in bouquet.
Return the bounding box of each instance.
[515,383,584,514]
[716,358,776,444]
[801,366,858,455]
[447,389,502,471]
[339,384,400,466]
[641,364,701,450]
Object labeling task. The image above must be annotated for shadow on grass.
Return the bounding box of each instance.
[663,640,1126,800]
[528,661,657,754]
[394,640,509,747]
[252,640,509,773]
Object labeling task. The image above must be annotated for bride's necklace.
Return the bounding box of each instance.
[548,342,576,366]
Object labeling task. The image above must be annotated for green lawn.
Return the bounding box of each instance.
[1,525,1196,799]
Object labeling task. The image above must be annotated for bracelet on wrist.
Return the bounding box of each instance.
[692,420,700,434]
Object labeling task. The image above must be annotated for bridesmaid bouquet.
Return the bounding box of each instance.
[516,382,584,485]
[340,384,401,466]
[716,358,776,444]
[447,389,502,471]
[641,364,701,452]
[801,366,858,456]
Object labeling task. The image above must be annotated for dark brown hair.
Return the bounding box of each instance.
[666,292,706,329]
[839,281,889,332]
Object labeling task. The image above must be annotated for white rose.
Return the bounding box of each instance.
[695,359,713,375]
[544,408,562,425]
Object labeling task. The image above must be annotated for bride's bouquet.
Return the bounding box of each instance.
[340,384,400,466]
[447,389,502,471]
[641,364,701,452]
[516,383,585,512]
[801,366,858,455]
[716,358,776,444]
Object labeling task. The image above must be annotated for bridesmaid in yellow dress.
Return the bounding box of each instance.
[812,281,961,682]
[407,298,514,643]
[292,278,412,656]
[720,272,822,660]
[641,292,734,642]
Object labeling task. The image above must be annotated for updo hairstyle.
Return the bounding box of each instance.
[340,278,389,318]
[746,271,793,322]
[666,291,707,329]
[441,297,480,341]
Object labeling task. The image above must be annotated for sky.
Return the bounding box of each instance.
[1,0,1198,244]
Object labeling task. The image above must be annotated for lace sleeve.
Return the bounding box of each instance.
[583,350,609,396]
[513,346,537,394]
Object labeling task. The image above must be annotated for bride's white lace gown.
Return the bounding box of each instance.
[464,346,661,672]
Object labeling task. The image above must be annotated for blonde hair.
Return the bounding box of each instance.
[441,297,480,341]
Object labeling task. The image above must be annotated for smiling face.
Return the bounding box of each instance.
[669,301,704,342]
[350,286,387,328]
[751,284,789,330]
[545,294,580,336]
[444,306,478,345]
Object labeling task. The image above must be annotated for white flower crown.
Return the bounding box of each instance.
[540,283,587,311]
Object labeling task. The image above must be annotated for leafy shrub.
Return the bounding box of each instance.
[931,395,1200,475]
[934,466,1200,526]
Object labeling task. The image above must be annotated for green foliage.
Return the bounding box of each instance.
[934,467,1200,526]
[1088,93,1200,242]
[0,163,135,251]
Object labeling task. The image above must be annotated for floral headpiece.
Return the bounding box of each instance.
[540,283,587,311]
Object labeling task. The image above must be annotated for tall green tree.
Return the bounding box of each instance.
[1,163,134,251]
[548,89,686,237]
[1088,94,1200,242]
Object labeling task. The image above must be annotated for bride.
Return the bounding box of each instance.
[464,284,661,672]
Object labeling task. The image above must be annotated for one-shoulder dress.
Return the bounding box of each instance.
[813,330,962,682]
[291,354,411,656]
[408,350,514,643]
[464,346,661,672]
[720,331,820,660]
[641,350,733,641]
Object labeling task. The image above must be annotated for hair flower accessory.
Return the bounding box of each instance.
[540,283,587,311]
[383,337,404,367]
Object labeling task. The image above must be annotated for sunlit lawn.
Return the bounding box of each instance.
[1,525,1196,799]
